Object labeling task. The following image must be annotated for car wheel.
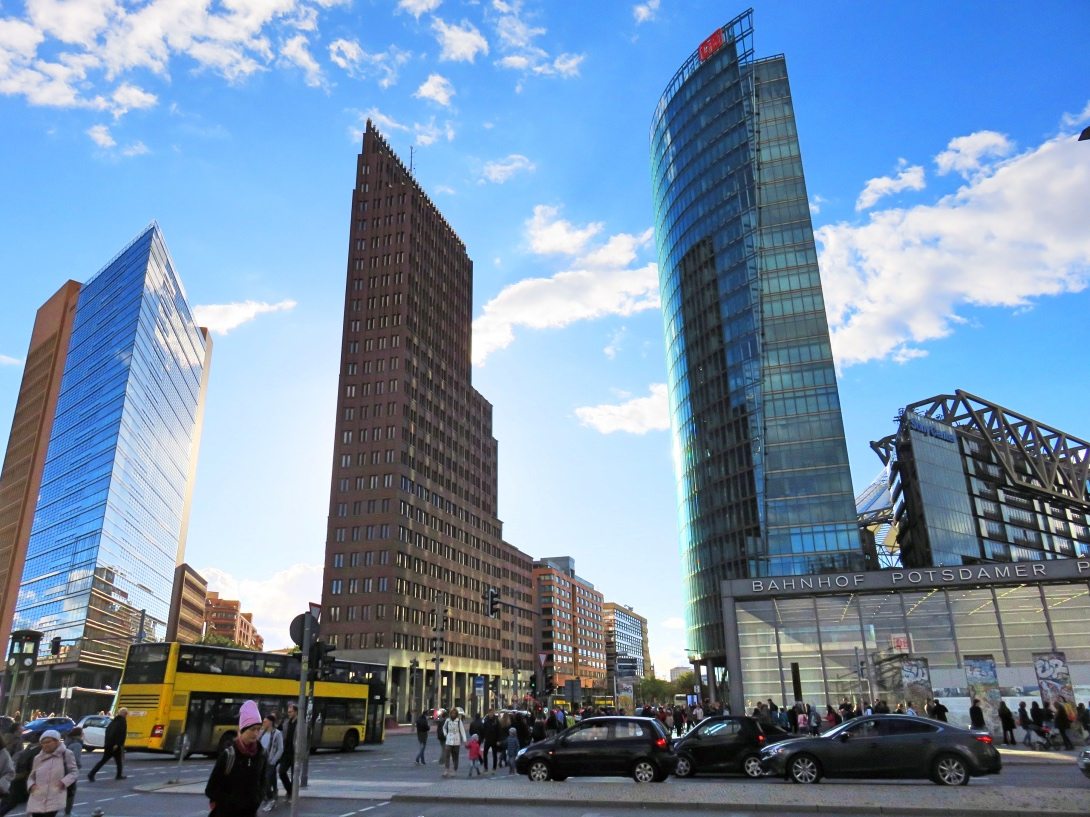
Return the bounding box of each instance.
[742,753,765,778]
[341,730,359,752]
[632,759,657,783]
[932,754,969,786]
[788,754,822,784]
[674,755,695,778]
[528,760,552,782]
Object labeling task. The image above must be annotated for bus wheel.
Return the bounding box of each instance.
[341,730,360,752]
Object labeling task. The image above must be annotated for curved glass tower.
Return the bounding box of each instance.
[649,11,865,678]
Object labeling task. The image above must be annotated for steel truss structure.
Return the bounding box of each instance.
[871,389,1090,508]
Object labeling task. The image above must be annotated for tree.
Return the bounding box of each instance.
[671,671,695,697]
[198,632,246,649]
[635,677,671,706]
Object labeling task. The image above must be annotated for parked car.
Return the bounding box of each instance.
[759,714,1001,785]
[673,715,793,778]
[1078,746,1090,780]
[75,714,112,750]
[515,715,677,783]
[21,716,76,742]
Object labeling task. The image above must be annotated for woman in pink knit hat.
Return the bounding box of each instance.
[204,700,267,817]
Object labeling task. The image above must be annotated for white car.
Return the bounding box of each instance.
[75,715,111,751]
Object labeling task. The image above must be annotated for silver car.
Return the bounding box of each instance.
[1078,746,1090,780]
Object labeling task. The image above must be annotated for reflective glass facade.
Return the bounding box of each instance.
[729,566,1090,720]
[12,224,209,668]
[650,11,862,662]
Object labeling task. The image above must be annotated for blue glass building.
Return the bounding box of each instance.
[9,224,210,675]
[649,11,865,689]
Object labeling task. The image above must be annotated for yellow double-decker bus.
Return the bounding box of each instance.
[116,642,385,755]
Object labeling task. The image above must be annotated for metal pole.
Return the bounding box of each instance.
[289,613,313,817]
[301,681,314,787]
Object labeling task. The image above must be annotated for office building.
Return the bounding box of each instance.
[319,122,535,718]
[720,390,1090,721]
[534,557,606,697]
[204,590,264,650]
[603,602,651,691]
[0,223,211,709]
[649,10,865,698]
[166,563,208,644]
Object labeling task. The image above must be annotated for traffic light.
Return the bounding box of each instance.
[430,636,442,654]
[309,640,337,679]
[529,675,537,695]
[49,637,62,656]
[486,588,501,618]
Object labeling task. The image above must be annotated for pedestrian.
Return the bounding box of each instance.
[87,708,128,781]
[26,729,77,817]
[969,699,986,731]
[442,709,467,777]
[63,728,83,816]
[0,740,14,811]
[808,705,820,736]
[482,713,501,773]
[0,736,41,817]
[277,704,297,799]
[434,710,449,771]
[1017,701,1034,746]
[204,700,267,817]
[998,701,1016,746]
[1053,698,1075,750]
[505,727,519,774]
[414,710,429,765]
[931,699,948,723]
[258,714,283,811]
[465,734,483,777]
[905,701,917,716]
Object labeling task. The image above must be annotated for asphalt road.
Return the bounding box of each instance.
[21,734,1086,817]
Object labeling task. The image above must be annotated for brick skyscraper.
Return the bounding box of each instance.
[320,123,534,718]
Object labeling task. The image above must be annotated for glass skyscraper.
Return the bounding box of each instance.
[649,11,864,686]
[6,223,210,675]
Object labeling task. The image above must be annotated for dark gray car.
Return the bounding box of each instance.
[759,714,1002,785]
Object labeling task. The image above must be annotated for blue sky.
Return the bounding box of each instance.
[1,0,1088,676]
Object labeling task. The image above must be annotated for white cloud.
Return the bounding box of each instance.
[414,73,454,106]
[328,39,410,88]
[434,184,455,195]
[432,18,489,62]
[575,383,669,435]
[192,299,297,335]
[121,140,149,156]
[809,194,827,215]
[0,354,23,366]
[201,563,323,650]
[481,153,534,183]
[472,206,658,364]
[633,0,661,24]
[281,34,324,88]
[86,123,115,147]
[855,160,925,211]
[397,0,442,18]
[414,117,455,146]
[109,81,156,118]
[934,130,1014,179]
[819,126,1090,369]
[526,204,602,255]
[489,1,584,80]
[360,108,409,135]
[603,326,626,359]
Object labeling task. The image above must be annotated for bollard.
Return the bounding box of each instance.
[169,733,190,784]
[91,809,105,817]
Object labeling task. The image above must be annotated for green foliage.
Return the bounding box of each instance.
[671,671,695,695]
[198,632,246,649]
[635,677,672,705]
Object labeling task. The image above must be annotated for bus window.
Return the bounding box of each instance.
[121,644,171,684]
[256,656,290,678]
[223,655,256,676]
[323,702,347,723]
[180,649,225,674]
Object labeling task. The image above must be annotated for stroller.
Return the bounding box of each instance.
[1031,723,1061,750]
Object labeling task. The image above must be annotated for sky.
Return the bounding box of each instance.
[1,0,1089,678]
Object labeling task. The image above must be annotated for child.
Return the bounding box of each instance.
[505,727,519,775]
[64,728,83,816]
[465,734,483,777]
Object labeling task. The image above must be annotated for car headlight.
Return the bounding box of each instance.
[516,747,527,758]
[762,745,788,756]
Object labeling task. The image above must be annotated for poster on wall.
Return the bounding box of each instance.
[963,654,1002,732]
[1033,651,1077,717]
[901,656,933,708]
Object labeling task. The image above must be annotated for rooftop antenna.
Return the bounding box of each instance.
[409,145,416,175]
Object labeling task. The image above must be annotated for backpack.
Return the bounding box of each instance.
[221,745,236,777]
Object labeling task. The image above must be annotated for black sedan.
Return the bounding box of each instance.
[672,715,792,778]
[760,714,1001,785]
[515,715,677,783]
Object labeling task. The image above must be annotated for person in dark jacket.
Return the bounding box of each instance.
[277,703,297,798]
[998,701,1017,745]
[414,711,429,764]
[0,739,40,816]
[205,701,266,817]
[87,708,127,781]
[1053,699,1075,750]
[968,699,986,730]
